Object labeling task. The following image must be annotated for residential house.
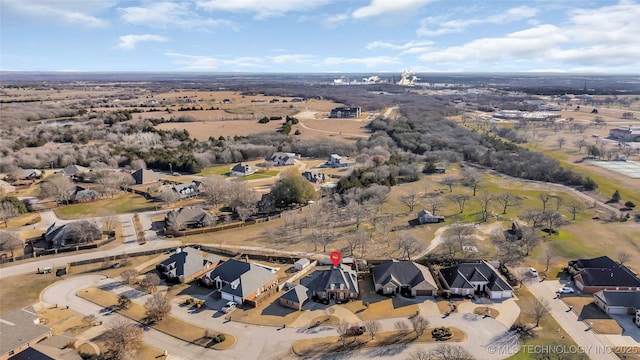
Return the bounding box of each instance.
[156,247,221,283]
[0,306,52,360]
[593,290,640,322]
[609,126,640,142]
[20,169,42,180]
[59,164,89,179]
[231,162,257,177]
[327,154,345,168]
[44,221,102,247]
[417,210,445,224]
[568,256,640,294]
[371,260,438,297]
[302,170,324,184]
[301,264,359,303]
[172,181,200,199]
[131,168,162,185]
[69,186,99,203]
[265,152,297,167]
[439,261,513,299]
[8,334,82,360]
[279,285,310,311]
[257,193,275,212]
[329,106,361,119]
[165,207,215,231]
[204,258,279,306]
[0,180,16,194]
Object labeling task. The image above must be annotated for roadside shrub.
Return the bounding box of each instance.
[624,201,635,208]
[432,327,452,340]
[214,334,226,343]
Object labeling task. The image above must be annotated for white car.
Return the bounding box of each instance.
[529,268,538,277]
[221,301,237,313]
[557,286,575,294]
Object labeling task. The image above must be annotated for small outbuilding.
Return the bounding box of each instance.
[294,258,311,271]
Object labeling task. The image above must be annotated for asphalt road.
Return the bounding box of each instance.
[41,275,514,360]
[526,279,619,360]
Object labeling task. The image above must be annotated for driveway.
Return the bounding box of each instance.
[526,280,619,360]
[40,275,515,360]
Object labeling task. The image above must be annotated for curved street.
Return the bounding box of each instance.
[40,275,514,360]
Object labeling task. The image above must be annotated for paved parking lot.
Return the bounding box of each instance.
[586,160,640,178]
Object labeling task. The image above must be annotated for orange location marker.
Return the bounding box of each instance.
[330,251,342,267]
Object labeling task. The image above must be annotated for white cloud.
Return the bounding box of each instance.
[119,2,232,29]
[269,54,316,65]
[118,34,168,49]
[417,1,640,71]
[352,0,434,19]
[1,0,112,27]
[321,56,400,67]
[323,13,349,27]
[196,0,334,19]
[417,6,539,36]
[165,52,265,70]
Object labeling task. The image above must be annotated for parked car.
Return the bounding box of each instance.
[529,268,538,277]
[221,301,237,313]
[557,286,575,294]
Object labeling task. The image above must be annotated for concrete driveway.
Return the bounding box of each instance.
[526,279,620,360]
[40,275,516,360]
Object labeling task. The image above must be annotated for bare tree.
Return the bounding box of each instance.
[120,269,139,285]
[514,268,531,288]
[539,193,551,211]
[495,191,520,214]
[336,321,351,347]
[462,169,483,196]
[440,176,458,192]
[443,223,475,259]
[574,137,588,153]
[364,320,381,340]
[346,200,371,230]
[556,137,566,149]
[428,344,475,360]
[397,232,424,260]
[130,159,147,170]
[617,250,632,265]
[398,191,421,212]
[426,196,444,216]
[544,246,555,272]
[0,231,23,258]
[199,175,227,207]
[236,205,256,224]
[448,194,470,213]
[408,348,431,360]
[0,202,18,228]
[374,214,394,246]
[520,227,541,257]
[554,196,564,212]
[542,210,563,234]
[394,320,410,335]
[144,292,171,323]
[522,208,544,228]
[39,174,75,205]
[410,315,429,338]
[140,273,160,293]
[103,318,143,360]
[528,297,550,327]
[477,190,492,221]
[224,181,257,212]
[102,213,119,234]
[566,201,585,221]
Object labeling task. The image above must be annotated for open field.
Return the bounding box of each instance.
[53,193,157,219]
[0,271,61,314]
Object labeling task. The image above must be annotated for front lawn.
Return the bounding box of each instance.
[54,194,156,219]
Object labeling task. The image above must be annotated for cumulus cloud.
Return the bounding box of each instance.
[1,0,112,27]
[165,52,265,70]
[119,2,232,29]
[118,34,168,49]
[352,0,434,19]
[417,1,640,71]
[196,0,334,19]
[417,6,539,36]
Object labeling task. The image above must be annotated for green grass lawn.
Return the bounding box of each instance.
[54,194,157,219]
[197,164,232,176]
[238,170,279,181]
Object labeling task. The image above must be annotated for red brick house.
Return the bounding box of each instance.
[569,256,640,294]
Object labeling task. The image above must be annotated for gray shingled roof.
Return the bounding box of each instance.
[371,260,437,290]
[280,285,310,304]
[158,247,221,280]
[440,261,512,292]
[301,264,359,294]
[594,290,640,308]
[570,256,618,270]
[131,168,161,184]
[579,266,640,288]
[208,259,278,299]
[0,306,51,356]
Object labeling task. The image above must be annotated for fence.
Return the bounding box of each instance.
[1,235,116,264]
[277,260,317,291]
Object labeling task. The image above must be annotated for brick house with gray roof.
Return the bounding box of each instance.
[439,261,513,299]
[301,264,359,303]
[156,247,221,283]
[371,260,438,297]
[279,285,311,310]
[204,258,279,306]
[0,306,52,360]
[569,256,640,294]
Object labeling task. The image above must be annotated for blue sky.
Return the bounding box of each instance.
[1,0,639,73]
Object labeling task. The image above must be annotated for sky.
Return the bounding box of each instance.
[1,0,639,73]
